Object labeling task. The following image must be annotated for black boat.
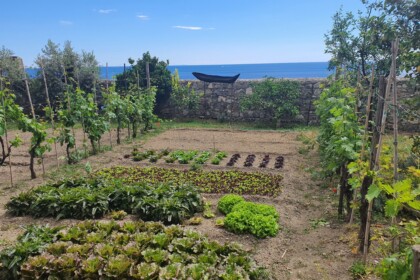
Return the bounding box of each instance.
[192,72,240,83]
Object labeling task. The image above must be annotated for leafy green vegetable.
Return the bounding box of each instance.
[217,194,245,215]
[1,221,269,279]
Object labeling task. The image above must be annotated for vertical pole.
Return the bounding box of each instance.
[124,63,127,90]
[392,40,399,184]
[391,40,399,251]
[413,245,420,280]
[146,62,151,89]
[350,65,375,225]
[40,59,59,168]
[19,58,35,119]
[363,40,398,263]
[0,77,14,187]
[106,62,109,90]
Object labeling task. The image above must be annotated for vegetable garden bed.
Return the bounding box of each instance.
[0,221,270,279]
[96,166,283,196]
[128,149,285,169]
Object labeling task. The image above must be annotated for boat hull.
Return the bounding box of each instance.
[192,72,240,83]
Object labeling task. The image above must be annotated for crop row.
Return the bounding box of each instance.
[130,149,285,169]
[0,221,269,279]
[96,166,283,196]
[131,149,228,165]
[6,179,203,223]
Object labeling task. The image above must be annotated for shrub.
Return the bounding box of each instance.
[223,200,279,238]
[217,194,245,215]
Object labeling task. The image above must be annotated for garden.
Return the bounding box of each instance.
[0,1,419,279]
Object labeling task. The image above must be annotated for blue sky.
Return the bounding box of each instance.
[1,0,365,66]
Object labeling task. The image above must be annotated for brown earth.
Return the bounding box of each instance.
[0,127,359,279]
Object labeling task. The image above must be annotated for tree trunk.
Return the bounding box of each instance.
[66,143,72,164]
[338,164,351,219]
[90,138,97,155]
[0,136,11,165]
[117,119,121,145]
[132,121,137,139]
[29,148,36,179]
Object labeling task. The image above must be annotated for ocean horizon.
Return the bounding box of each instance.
[26,62,333,80]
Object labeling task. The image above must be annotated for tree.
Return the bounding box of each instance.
[115,52,171,111]
[35,40,100,111]
[170,69,202,112]
[240,78,301,127]
[325,0,419,82]
[0,46,29,107]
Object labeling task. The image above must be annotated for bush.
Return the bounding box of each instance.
[223,200,279,238]
[217,194,245,215]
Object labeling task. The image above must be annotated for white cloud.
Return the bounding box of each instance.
[98,9,116,14]
[59,20,73,26]
[137,15,149,20]
[173,25,202,30]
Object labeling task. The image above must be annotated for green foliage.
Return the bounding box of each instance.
[376,247,413,280]
[240,78,301,125]
[349,260,366,279]
[96,166,283,196]
[315,79,362,173]
[325,1,419,81]
[170,69,202,111]
[193,151,211,164]
[0,88,26,165]
[110,210,128,220]
[1,221,269,279]
[223,199,280,238]
[217,194,245,215]
[0,225,61,279]
[203,202,215,218]
[6,178,203,223]
[115,51,171,100]
[133,183,203,224]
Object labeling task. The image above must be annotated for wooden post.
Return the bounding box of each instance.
[413,245,420,280]
[358,76,385,251]
[350,65,375,225]
[106,62,109,90]
[40,59,59,168]
[18,58,35,119]
[62,64,77,150]
[362,40,398,263]
[391,40,399,250]
[392,40,399,184]
[146,62,151,89]
[0,78,14,187]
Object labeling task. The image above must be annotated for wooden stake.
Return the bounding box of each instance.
[413,245,420,280]
[363,40,398,263]
[391,39,399,249]
[106,62,109,90]
[146,62,151,89]
[0,83,14,187]
[40,59,59,168]
[19,58,35,119]
[350,65,374,224]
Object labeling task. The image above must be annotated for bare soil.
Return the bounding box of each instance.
[0,128,358,279]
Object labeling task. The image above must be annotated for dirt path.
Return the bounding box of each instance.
[0,128,356,279]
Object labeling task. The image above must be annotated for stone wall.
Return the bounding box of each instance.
[159,78,419,131]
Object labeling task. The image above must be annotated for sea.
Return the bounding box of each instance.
[27,62,333,80]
